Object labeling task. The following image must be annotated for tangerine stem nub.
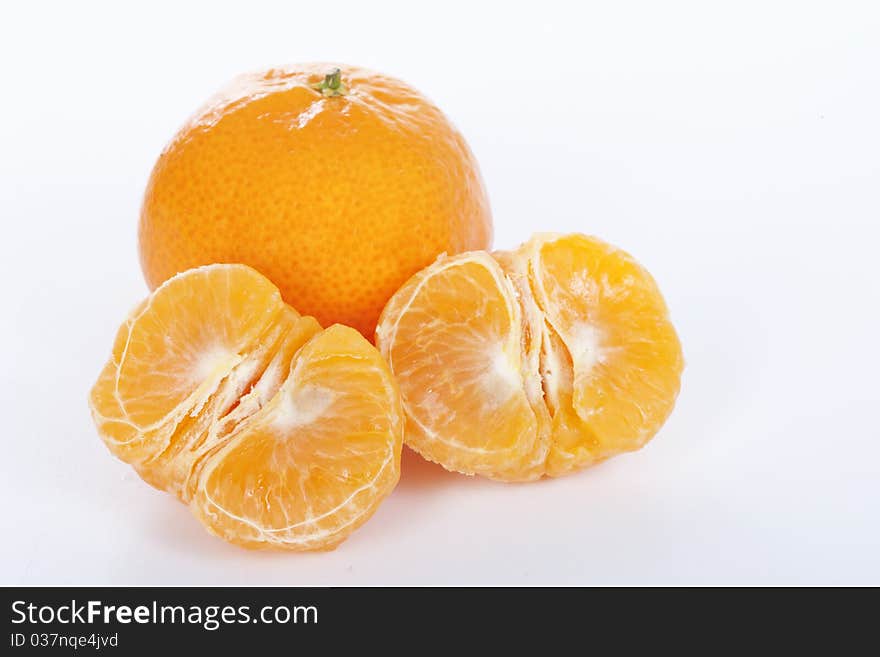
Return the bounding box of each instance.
[311,68,348,97]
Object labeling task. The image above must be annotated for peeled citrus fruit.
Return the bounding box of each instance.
[139,63,492,339]
[376,233,683,481]
[89,264,403,550]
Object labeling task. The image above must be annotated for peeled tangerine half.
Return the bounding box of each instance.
[376,233,684,481]
[89,264,402,550]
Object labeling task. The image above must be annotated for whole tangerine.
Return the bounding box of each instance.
[139,63,493,338]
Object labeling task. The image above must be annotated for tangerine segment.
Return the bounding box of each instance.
[89,300,149,455]
[90,264,402,551]
[191,325,403,551]
[136,309,322,501]
[536,321,605,476]
[375,233,683,481]
[91,264,288,466]
[376,253,546,480]
[525,234,684,459]
[180,313,324,505]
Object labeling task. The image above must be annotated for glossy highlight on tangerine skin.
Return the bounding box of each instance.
[139,63,493,339]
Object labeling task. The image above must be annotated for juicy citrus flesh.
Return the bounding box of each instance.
[376,233,684,481]
[139,63,492,339]
[89,264,403,550]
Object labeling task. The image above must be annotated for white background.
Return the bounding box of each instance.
[2,0,878,585]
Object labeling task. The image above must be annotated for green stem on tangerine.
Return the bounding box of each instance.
[311,68,348,97]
